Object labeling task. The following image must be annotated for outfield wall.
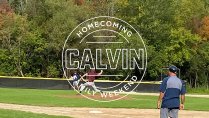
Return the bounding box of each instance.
[0,76,160,93]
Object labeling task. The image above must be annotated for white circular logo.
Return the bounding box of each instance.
[62,16,147,102]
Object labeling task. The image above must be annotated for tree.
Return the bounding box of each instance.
[198,16,209,41]
[115,0,179,78]
[188,41,209,88]
[0,12,28,76]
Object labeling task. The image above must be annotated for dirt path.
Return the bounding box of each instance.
[0,103,209,118]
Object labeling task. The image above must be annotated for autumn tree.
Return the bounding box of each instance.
[74,0,84,5]
[198,16,209,41]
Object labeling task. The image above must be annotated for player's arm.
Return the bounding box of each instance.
[180,94,185,110]
[180,81,186,110]
[181,94,185,104]
[98,70,103,75]
[157,78,167,109]
[80,73,87,81]
[157,92,164,109]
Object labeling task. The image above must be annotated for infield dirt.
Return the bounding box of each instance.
[0,103,209,118]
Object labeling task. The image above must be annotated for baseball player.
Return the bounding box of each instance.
[157,65,186,118]
[79,69,103,93]
[71,71,81,90]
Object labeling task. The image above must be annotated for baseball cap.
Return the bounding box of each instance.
[169,65,178,73]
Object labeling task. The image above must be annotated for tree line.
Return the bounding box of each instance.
[0,0,209,88]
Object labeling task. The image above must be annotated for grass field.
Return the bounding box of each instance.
[0,88,208,111]
[0,109,70,118]
[187,87,209,94]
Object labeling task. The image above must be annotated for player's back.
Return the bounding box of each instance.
[87,70,97,82]
[73,73,80,81]
[161,76,185,108]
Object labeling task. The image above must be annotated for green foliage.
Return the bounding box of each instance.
[115,0,209,84]
[1,0,94,77]
[165,27,200,64]
[0,0,209,87]
[187,86,209,94]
